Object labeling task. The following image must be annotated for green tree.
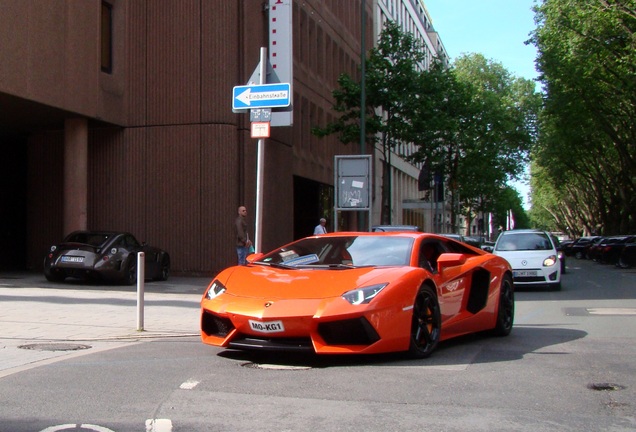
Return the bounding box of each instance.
[530,0,636,234]
[409,54,540,233]
[312,21,425,224]
[492,186,530,232]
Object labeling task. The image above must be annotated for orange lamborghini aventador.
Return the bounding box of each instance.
[200,232,514,358]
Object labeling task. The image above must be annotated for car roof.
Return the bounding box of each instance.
[66,230,129,237]
[499,229,547,235]
[370,225,420,232]
[322,231,447,240]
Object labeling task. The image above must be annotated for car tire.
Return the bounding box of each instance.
[575,251,583,259]
[156,254,170,281]
[45,271,66,283]
[618,257,631,269]
[407,285,441,359]
[122,259,137,285]
[491,274,514,337]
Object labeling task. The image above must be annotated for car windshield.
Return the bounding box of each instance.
[64,232,111,247]
[255,236,414,267]
[496,233,553,251]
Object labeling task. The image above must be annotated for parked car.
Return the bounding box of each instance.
[441,233,464,242]
[44,231,170,284]
[588,236,624,262]
[492,229,561,291]
[201,231,514,359]
[618,241,636,268]
[584,236,608,261]
[440,234,484,249]
[564,236,600,259]
[463,236,484,248]
[559,238,574,251]
[598,235,635,265]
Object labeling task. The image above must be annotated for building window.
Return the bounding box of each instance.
[101,2,113,73]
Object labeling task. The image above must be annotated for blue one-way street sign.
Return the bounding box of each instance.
[232,83,291,110]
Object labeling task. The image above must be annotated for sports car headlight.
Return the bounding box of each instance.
[342,283,387,305]
[205,280,227,300]
[543,255,558,267]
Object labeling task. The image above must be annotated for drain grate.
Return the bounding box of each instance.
[18,343,92,352]
[588,383,625,391]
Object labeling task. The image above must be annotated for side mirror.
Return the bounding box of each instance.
[481,246,493,253]
[246,252,265,263]
[436,253,467,273]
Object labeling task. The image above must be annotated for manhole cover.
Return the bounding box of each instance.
[18,343,92,352]
[241,362,311,370]
[588,383,625,391]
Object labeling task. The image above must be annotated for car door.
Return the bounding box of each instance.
[418,239,469,321]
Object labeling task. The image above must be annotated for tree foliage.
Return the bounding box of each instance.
[409,54,539,233]
[530,0,636,235]
[313,22,537,233]
[312,21,425,223]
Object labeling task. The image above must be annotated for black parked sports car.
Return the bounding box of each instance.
[44,231,170,284]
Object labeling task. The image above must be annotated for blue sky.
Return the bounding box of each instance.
[423,0,539,208]
[424,0,540,81]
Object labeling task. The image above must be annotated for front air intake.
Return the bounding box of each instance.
[201,311,235,337]
[318,317,380,345]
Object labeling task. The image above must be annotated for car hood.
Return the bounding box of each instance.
[494,250,556,267]
[217,264,418,300]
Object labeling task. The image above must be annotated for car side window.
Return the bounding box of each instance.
[123,235,140,249]
[419,241,442,273]
[443,239,478,255]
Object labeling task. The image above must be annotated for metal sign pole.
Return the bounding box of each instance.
[254,47,267,253]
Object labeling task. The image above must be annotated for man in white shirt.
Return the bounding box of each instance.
[313,218,327,235]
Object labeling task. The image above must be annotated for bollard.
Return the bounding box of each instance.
[137,251,145,331]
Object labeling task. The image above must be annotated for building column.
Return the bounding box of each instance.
[63,118,88,235]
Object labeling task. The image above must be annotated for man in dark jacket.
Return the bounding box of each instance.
[235,206,252,265]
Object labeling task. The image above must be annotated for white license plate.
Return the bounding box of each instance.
[61,256,84,263]
[249,319,285,333]
[514,270,537,277]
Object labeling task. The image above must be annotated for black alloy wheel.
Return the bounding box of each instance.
[618,256,631,269]
[122,258,138,285]
[45,270,66,283]
[408,285,441,359]
[157,255,170,281]
[492,274,514,336]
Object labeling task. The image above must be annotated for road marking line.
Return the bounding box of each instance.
[179,379,200,390]
[587,308,636,315]
[145,419,173,432]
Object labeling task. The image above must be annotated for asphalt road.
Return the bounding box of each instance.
[1,259,635,432]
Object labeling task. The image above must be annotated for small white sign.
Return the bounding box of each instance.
[251,122,271,138]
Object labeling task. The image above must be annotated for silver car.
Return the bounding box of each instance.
[493,229,561,291]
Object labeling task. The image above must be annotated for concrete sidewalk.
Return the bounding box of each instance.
[0,271,211,378]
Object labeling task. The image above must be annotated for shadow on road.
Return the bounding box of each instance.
[217,325,586,369]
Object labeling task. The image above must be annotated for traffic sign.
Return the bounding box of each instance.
[251,122,270,138]
[232,83,291,110]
